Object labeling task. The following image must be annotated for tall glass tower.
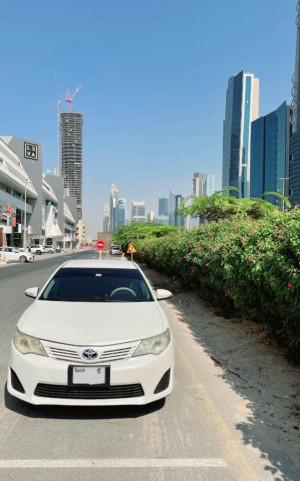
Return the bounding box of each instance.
[290,1,300,205]
[222,71,259,198]
[250,102,292,206]
[109,184,119,233]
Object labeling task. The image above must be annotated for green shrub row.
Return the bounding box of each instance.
[133,210,300,361]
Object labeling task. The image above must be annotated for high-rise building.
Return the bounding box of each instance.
[290,1,300,206]
[222,71,259,197]
[60,112,83,219]
[168,191,176,226]
[154,215,169,225]
[175,194,184,227]
[131,201,146,222]
[192,173,215,197]
[109,184,119,233]
[76,219,86,244]
[118,198,126,226]
[251,102,292,206]
[147,211,154,222]
[103,201,110,233]
[158,198,168,216]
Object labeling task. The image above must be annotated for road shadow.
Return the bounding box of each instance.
[4,385,165,420]
[142,265,300,481]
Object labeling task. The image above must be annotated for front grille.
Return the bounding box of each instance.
[34,383,144,399]
[154,369,171,394]
[10,369,25,393]
[42,341,139,363]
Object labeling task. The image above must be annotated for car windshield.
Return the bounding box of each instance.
[40,268,154,302]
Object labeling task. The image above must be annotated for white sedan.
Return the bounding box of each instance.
[0,247,34,263]
[7,259,174,406]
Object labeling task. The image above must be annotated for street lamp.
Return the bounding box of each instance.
[279,177,289,212]
[23,179,32,250]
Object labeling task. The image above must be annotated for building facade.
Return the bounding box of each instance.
[158,198,168,216]
[192,172,215,197]
[147,211,154,222]
[0,138,38,247]
[1,136,43,245]
[109,184,119,233]
[118,198,126,226]
[61,112,83,219]
[103,201,110,233]
[222,71,260,197]
[0,137,76,249]
[44,174,77,248]
[175,194,184,227]
[131,201,146,222]
[154,215,169,225]
[168,191,176,226]
[76,219,86,244]
[290,1,300,206]
[250,102,292,206]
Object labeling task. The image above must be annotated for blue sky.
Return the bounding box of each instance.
[0,0,297,235]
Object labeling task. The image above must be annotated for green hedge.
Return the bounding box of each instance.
[133,210,300,361]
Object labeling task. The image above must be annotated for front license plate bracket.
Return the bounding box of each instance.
[68,365,111,387]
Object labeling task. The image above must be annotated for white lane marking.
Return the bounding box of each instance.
[0,458,227,469]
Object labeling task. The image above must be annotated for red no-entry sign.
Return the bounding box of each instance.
[96,240,105,250]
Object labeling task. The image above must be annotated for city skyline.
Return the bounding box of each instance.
[0,1,298,235]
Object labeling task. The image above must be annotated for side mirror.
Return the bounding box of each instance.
[156,289,173,301]
[25,287,39,299]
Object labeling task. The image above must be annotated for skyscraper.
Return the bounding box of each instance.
[175,194,184,228]
[192,173,215,197]
[250,102,292,206]
[110,184,119,233]
[168,190,176,226]
[158,198,168,216]
[222,71,259,197]
[131,201,146,222]
[118,198,126,226]
[103,201,110,233]
[61,112,83,219]
[290,1,300,205]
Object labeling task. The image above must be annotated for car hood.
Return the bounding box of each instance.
[19,301,164,345]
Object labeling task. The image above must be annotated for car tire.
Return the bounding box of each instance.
[19,256,27,263]
[36,250,42,255]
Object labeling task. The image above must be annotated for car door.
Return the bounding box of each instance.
[4,247,15,262]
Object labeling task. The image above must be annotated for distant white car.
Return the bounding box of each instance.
[110,245,122,255]
[8,259,174,406]
[29,245,45,255]
[0,247,34,263]
[43,245,55,254]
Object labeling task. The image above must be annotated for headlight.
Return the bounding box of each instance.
[13,329,48,357]
[132,329,171,357]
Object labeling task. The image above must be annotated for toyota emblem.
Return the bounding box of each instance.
[82,348,98,360]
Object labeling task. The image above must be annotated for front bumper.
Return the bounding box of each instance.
[7,342,174,406]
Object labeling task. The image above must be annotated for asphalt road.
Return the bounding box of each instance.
[0,251,296,481]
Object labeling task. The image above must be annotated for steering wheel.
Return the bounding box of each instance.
[110,287,137,299]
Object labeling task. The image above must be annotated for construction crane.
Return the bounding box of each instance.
[65,84,83,112]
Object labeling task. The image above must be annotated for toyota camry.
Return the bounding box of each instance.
[7,260,174,406]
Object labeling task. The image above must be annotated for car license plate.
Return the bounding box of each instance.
[68,365,110,386]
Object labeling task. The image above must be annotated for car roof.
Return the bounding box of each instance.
[62,260,138,269]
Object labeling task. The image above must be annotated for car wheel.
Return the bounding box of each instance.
[19,256,27,263]
[36,250,42,255]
